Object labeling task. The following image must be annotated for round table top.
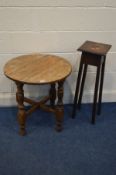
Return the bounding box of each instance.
[4,53,72,84]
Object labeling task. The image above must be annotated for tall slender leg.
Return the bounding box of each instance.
[16,82,26,136]
[78,64,88,110]
[55,80,64,132]
[72,59,84,118]
[91,66,101,124]
[97,56,106,115]
[49,83,56,108]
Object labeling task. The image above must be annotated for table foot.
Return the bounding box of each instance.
[55,81,64,132]
[18,112,27,136]
[55,108,64,132]
[19,129,26,136]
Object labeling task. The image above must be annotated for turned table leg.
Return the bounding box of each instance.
[15,82,26,136]
[49,83,56,108]
[55,80,64,132]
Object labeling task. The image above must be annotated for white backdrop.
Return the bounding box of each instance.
[0,0,116,106]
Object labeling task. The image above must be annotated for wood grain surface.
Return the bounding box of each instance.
[4,53,72,84]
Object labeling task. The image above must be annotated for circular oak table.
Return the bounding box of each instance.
[4,54,72,135]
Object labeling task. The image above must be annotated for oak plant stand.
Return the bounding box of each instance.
[72,41,111,123]
[4,54,72,136]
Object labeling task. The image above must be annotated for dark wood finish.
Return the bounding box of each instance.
[97,56,106,115]
[49,83,56,108]
[16,82,26,136]
[78,40,112,56]
[72,58,84,118]
[4,54,72,135]
[72,41,112,123]
[55,80,64,131]
[78,63,88,110]
[91,65,101,124]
